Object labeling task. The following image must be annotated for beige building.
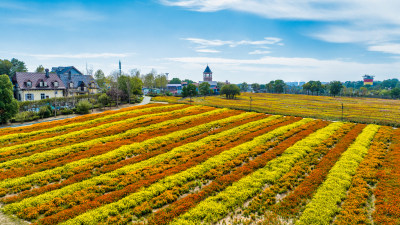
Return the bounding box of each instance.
[13,70,66,101]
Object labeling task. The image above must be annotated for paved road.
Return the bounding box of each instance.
[1,96,152,129]
[138,96,151,105]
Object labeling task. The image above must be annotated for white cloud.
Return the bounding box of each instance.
[368,44,400,55]
[182,38,233,47]
[163,0,400,54]
[249,50,271,55]
[182,37,283,49]
[26,53,132,59]
[196,49,220,53]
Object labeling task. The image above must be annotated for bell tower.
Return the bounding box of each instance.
[203,65,212,81]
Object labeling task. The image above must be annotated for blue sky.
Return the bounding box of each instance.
[1,0,400,83]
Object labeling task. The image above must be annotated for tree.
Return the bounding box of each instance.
[391,87,400,99]
[182,83,198,101]
[266,81,275,93]
[155,74,168,91]
[0,60,12,78]
[221,84,241,99]
[0,74,19,123]
[274,80,286,93]
[35,65,45,73]
[329,81,343,97]
[240,82,248,92]
[302,82,311,94]
[10,58,27,79]
[199,82,211,98]
[118,75,143,103]
[251,83,260,92]
[183,79,194,84]
[0,58,27,80]
[169,78,182,84]
[98,93,111,109]
[143,73,155,89]
[94,69,106,90]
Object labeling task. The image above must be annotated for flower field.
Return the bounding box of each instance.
[152,93,400,126]
[0,103,399,225]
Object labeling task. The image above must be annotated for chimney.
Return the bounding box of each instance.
[68,71,72,80]
[45,69,49,78]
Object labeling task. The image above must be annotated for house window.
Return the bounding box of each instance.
[26,93,34,101]
[39,81,43,87]
[26,81,32,88]
[46,95,49,99]
[69,82,74,88]
[41,93,45,99]
[44,82,47,87]
[54,81,58,87]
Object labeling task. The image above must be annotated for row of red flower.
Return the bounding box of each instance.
[27,115,293,224]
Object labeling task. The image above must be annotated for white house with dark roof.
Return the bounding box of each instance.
[51,66,99,97]
[13,69,66,101]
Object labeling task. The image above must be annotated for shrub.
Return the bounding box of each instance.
[61,108,74,115]
[38,106,52,119]
[75,100,93,114]
[13,111,39,123]
[98,94,111,109]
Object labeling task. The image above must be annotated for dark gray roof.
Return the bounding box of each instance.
[13,72,66,90]
[59,74,99,89]
[204,65,212,74]
[51,66,83,76]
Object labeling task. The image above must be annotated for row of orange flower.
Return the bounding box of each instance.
[19,114,288,224]
[334,126,393,224]
[0,106,214,181]
[0,104,160,136]
[373,129,400,224]
[244,122,358,220]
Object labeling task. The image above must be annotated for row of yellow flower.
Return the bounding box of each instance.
[0,106,223,172]
[0,104,191,157]
[0,104,167,145]
[153,92,400,126]
[3,112,271,214]
[171,122,344,224]
[297,124,380,224]
[59,118,313,225]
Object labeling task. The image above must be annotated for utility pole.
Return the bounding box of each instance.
[116,60,121,107]
[341,103,344,121]
[250,97,253,111]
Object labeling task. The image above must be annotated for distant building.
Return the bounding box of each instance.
[52,66,99,96]
[203,65,212,81]
[13,69,66,101]
[363,75,374,86]
[167,84,183,95]
[199,65,219,94]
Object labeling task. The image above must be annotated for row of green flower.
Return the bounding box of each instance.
[296,124,380,225]
[170,122,344,224]
[59,118,313,225]
[3,112,275,214]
